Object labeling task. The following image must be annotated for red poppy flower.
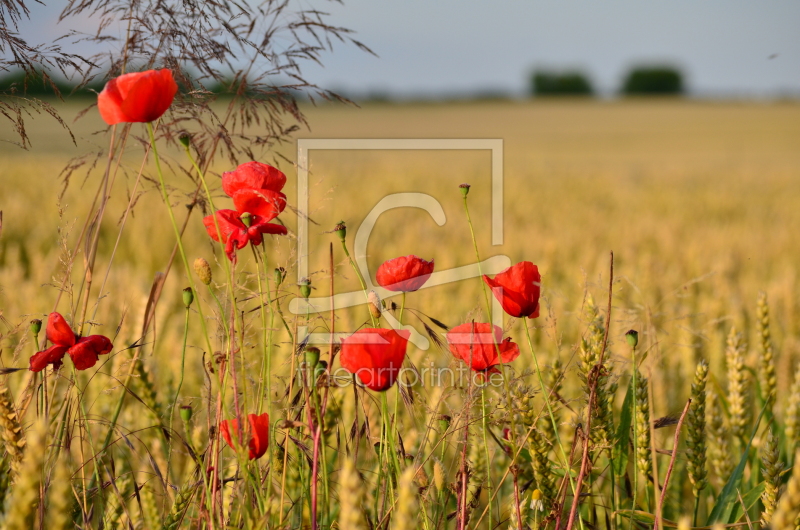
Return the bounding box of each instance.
[376,255,434,292]
[220,412,270,460]
[447,322,520,372]
[221,162,286,198]
[203,188,287,261]
[340,328,410,391]
[29,312,114,372]
[482,261,541,319]
[97,69,178,125]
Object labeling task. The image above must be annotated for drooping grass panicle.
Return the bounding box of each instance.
[686,359,709,498]
[724,326,750,442]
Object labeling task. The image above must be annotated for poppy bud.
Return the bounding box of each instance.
[30,319,42,336]
[299,277,311,299]
[459,183,471,197]
[180,405,193,422]
[437,414,451,433]
[274,267,286,286]
[304,347,320,368]
[182,287,194,308]
[240,212,252,228]
[334,221,346,242]
[194,258,212,285]
[368,290,382,319]
[625,329,639,349]
[178,132,192,148]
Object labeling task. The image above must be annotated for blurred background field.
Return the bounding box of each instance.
[2,98,800,416]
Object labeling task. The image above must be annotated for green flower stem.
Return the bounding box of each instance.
[399,291,406,324]
[340,239,378,327]
[180,140,245,421]
[522,319,580,505]
[164,304,190,490]
[461,193,517,526]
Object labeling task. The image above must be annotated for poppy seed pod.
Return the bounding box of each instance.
[182,287,194,308]
[179,405,193,422]
[178,132,192,148]
[304,347,320,368]
[459,183,471,197]
[626,329,639,348]
[334,221,347,242]
[30,319,42,336]
[299,278,311,299]
[194,258,212,285]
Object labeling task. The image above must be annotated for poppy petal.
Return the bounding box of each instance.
[340,328,409,391]
[45,312,76,347]
[232,189,286,221]
[375,255,434,292]
[29,345,69,372]
[120,69,178,123]
[222,162,287,197]
[97,77,128,124]
[68,335,113,371]
[203,209,243,243]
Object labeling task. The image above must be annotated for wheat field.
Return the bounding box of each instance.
[1,98,800,529]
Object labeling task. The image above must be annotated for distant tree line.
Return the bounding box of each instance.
[0,70,289,98]
[531,65,684,96]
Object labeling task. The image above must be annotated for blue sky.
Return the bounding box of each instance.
[21,0,800,97]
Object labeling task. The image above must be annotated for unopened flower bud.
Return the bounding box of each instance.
[194,258,212,285]
[182,287,194,308]
[240,212,252,227]
[625,329,639,349]
[334,221,346,242]
[179,405,193,422]
[368,290,382,319]
[274,267,286,286]
[178,132,192,148]
[304,347,320,368]
[459,183,471,197]
[437,414,451,433]
[30,319,42,336]
[299,277,311,299]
